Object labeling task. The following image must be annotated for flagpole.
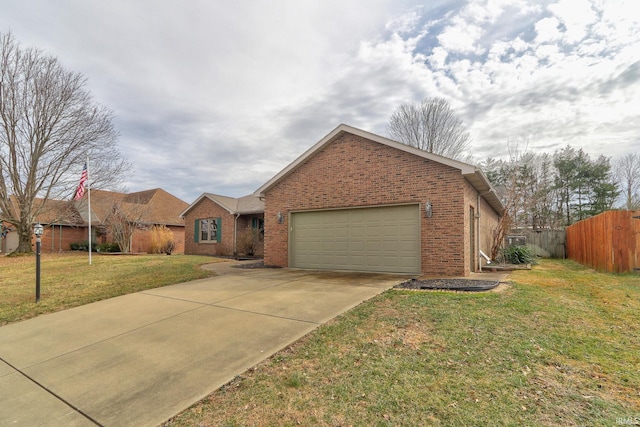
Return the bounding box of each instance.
[87,157,92,265]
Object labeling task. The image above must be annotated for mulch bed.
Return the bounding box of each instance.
[233,261,281,269]
[394,278,500,292]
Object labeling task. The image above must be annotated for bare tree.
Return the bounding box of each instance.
[387,97,471,160]
[614,153,640,210]
[0,32,130,252]
[105,201,148,253]
[481,155,517,260]
[481,142,560,259]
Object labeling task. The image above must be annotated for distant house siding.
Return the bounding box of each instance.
[39,225,87,252]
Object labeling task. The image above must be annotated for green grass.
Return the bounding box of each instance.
[0,252,219,325]
[165,259,640,427]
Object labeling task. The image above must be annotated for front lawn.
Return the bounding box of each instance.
[165,259,640,426]
[0,252,218,325]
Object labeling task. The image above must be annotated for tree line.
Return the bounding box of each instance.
[480,147,638,230]
[388,97,640,232]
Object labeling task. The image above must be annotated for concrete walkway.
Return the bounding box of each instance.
[0,261,407,427]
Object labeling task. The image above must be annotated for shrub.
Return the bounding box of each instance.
[69,241,97,252]
[501,245,537,265]
[149,225,175,254]
[97,242,120,253]
[236,227,263,257]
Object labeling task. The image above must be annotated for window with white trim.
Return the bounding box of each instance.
[195,217,221,243]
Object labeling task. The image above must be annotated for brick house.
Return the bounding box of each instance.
[2,188,188,254]
[79,188,189,254]
[254,124,503,276]
[181,193,264,256]
[2,196,85,254]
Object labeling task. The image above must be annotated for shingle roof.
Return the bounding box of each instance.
[9,188,188,227]
[33,198,83,225]
[180,193,265,217]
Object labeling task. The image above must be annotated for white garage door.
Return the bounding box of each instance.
[290,205,420,274]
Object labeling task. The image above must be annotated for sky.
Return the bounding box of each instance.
[1,0,639,203]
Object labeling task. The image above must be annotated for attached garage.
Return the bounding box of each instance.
[290,204,420,274]
[255,124,503,277]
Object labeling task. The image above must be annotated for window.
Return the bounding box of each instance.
[251,217,264,231]
[195,218,221,243]
[252,217,264,238]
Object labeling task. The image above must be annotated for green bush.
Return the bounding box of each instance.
[97,242,120,253]
[69,241,97,252]
[501,245,537,265]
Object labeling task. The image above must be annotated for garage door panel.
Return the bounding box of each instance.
[291,205,420,274]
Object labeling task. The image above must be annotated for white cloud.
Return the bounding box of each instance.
[548,0,598,44]
[428,46,449,69]
[438,17,485,54]
[1,0,639,201]
[535,17,563,43]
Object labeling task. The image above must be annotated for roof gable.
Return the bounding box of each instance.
[180,193,264,217]
[254,124,503,214]
[75,188,187,226]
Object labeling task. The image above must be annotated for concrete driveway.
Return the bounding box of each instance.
[0,262,407,426]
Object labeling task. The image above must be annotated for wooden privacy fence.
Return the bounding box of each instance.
[508,229,566,258]
[566,210,640,273]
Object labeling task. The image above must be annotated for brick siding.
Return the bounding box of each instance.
[184,198,235,255]
[34,224,185,254]
[38,226,86,252]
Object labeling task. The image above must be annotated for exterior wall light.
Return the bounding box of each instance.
[425,201,433,218]
[276,211,284,224]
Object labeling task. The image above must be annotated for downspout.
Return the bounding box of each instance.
[477,194,481,272]
[233,213,240,256]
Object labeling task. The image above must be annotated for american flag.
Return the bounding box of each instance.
[74,163,88,200]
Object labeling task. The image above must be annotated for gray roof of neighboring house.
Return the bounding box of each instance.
[180,193,265,217]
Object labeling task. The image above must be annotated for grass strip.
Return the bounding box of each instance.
[0,253,218,325]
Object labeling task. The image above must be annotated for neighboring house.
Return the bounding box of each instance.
[254,124,503,277]
[2,188,188,254]
[75,188,189,253]
[181,193,265,256]
[2,196,85,254]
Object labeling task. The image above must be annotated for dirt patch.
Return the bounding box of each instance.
[394,278,500,292]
